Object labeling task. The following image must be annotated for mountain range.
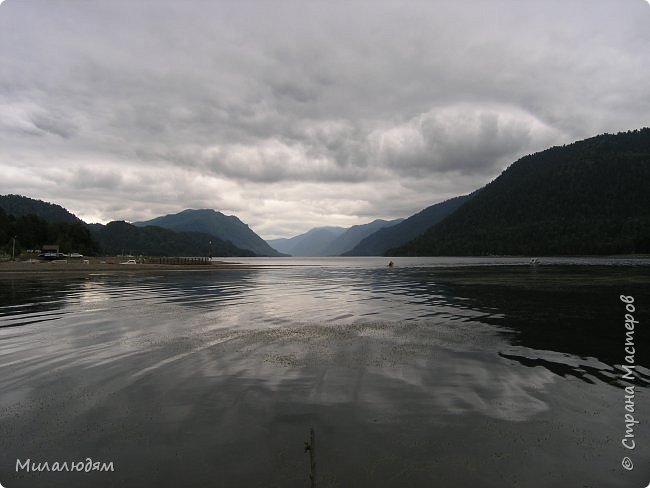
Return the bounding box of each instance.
[134,209,283,257]
[0,196,270,257]
[269,193,470,257]
[3,128,649,258]
[342,194,473,256]
[267,219,403,256]
[390,128,650,255]
[267,227,345,256]
[88,221,255,257]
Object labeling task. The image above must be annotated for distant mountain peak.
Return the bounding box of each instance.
[267,219,403,256]
[179,208,221,215]
[134,208,283,256]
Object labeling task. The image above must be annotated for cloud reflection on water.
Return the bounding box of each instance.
[1,262,649,487]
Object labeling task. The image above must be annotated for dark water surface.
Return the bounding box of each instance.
[1,257,649,487]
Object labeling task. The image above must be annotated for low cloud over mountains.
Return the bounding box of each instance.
[1,0,648,238]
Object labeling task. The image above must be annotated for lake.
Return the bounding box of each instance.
[1,257,649,487]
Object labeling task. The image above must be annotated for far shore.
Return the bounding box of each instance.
[0,259,254,275]
[2,254,649,276]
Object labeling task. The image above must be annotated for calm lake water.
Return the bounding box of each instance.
[1,257,649,487]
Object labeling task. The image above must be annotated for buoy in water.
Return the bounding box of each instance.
[388,260,395,268]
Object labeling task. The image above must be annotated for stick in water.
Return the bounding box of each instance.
[304,426,316,488]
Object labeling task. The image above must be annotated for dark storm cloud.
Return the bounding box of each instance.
[0,0,648,236]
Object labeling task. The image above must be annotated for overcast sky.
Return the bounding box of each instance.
[1,0,648,238]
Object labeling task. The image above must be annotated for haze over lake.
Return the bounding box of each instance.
[1,257,649,487]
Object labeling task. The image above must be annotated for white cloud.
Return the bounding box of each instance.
[369,105,564,176]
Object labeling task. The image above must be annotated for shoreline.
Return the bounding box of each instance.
[2,254,650,276]
[0,260,254,275]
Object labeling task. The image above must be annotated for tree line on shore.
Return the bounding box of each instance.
[0,208,100,257]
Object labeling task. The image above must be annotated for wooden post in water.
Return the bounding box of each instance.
[304,426,316,488]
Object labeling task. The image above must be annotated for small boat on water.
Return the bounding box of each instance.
[529,257,539,265]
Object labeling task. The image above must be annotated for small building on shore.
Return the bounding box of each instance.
[39,244,63,260]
